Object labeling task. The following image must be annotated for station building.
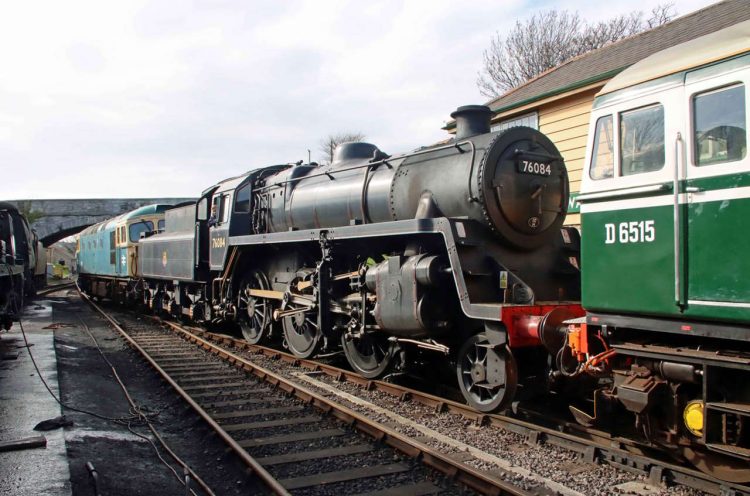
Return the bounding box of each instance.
[446,0,750,225]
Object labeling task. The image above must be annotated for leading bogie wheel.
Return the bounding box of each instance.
[342,332,396,378]
[238,270,271,344]
[456,333,518,412]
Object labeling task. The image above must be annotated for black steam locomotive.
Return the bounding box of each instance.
[135,105,581,411]
[0,202,45,329]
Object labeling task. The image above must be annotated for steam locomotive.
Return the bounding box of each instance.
[0,202,46,329]
[118,104,580,413]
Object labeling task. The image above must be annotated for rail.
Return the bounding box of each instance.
[84,298,529,496]
[170,322,750,496]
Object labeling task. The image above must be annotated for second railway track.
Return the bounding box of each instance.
[83,294,529,496]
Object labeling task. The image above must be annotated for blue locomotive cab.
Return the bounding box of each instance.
[77,204,172,299]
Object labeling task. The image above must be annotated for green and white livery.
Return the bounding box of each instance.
[581,21,750,325]
[574,20,750,480]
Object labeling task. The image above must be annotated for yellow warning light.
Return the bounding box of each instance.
[683,400,704,436]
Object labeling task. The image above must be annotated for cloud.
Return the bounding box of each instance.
[0,0,715,199]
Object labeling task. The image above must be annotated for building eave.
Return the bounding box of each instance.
[444,67,624,132]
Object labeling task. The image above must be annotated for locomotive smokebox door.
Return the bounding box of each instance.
[481,127,568,250]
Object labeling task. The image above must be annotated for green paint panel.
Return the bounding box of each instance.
[582,203,676,317]
[687,171,750,191]
[687,197,750,303]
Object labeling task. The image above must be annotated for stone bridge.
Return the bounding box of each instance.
[8,198,196,246]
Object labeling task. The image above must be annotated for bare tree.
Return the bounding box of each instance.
[477,4,676,98]
[17,201,44,224]
[318,132,366,164]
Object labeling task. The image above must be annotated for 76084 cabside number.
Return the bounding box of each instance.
[605,220,655,244]
[518,159,552,176]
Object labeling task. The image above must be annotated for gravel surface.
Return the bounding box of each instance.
[210,335,708,496]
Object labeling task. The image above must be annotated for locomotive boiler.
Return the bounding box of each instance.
[139,104,582,412]
[259,105,565,250]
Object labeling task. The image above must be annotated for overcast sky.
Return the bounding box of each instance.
[1,0,714,199]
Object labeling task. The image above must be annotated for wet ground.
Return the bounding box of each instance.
[0,299,70,496]
[1,289,269,495]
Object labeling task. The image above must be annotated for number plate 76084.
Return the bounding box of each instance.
[517,159,552,176]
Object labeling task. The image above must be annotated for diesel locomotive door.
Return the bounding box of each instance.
[683,60,750,322]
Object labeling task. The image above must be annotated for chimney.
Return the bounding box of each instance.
[451,105,492,140]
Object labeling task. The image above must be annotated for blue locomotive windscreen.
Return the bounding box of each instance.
[129,221,154,242]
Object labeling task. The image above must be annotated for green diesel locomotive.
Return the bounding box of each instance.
[570,21,750,482]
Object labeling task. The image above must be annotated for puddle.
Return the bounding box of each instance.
[64,429,152,443]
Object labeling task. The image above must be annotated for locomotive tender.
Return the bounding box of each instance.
[138,104,581,412]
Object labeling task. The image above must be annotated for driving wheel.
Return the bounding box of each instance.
[238,270,271,344]
[342,332,396,378]
[456,333,518,412]
[282,309,321,358]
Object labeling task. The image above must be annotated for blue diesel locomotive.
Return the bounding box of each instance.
[77,204,172,301]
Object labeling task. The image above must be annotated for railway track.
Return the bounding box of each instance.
[157,321,750,496]
[36,281,76,297]
[82,294,530,496]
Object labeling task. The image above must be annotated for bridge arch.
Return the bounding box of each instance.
[7,198,195,247]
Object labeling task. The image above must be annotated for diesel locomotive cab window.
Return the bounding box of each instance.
[129,221,153,242]
[109,231,116,264]
[590,115,614,180]
[619,104,665,176]
[234,184,251,213]
[158,220,165,232]
[694,84,747,166]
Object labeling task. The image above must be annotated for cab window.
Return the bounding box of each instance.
[211,196,220,222]
[129,221,154,242]
[158,220,165,232]
[220,194,230,223]
[620,104,664,176]
[109,231,116,264]
[694,83,746,166]
[234,184,251,213]
[197,198,208,221]
[589,115,614,180]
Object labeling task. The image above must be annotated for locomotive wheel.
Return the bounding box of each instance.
[456,334,518,413]
[282,310,321,358]
[342,333,396,379]
[238,271,271,344]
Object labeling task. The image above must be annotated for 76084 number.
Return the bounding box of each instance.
[518,160,552,176]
